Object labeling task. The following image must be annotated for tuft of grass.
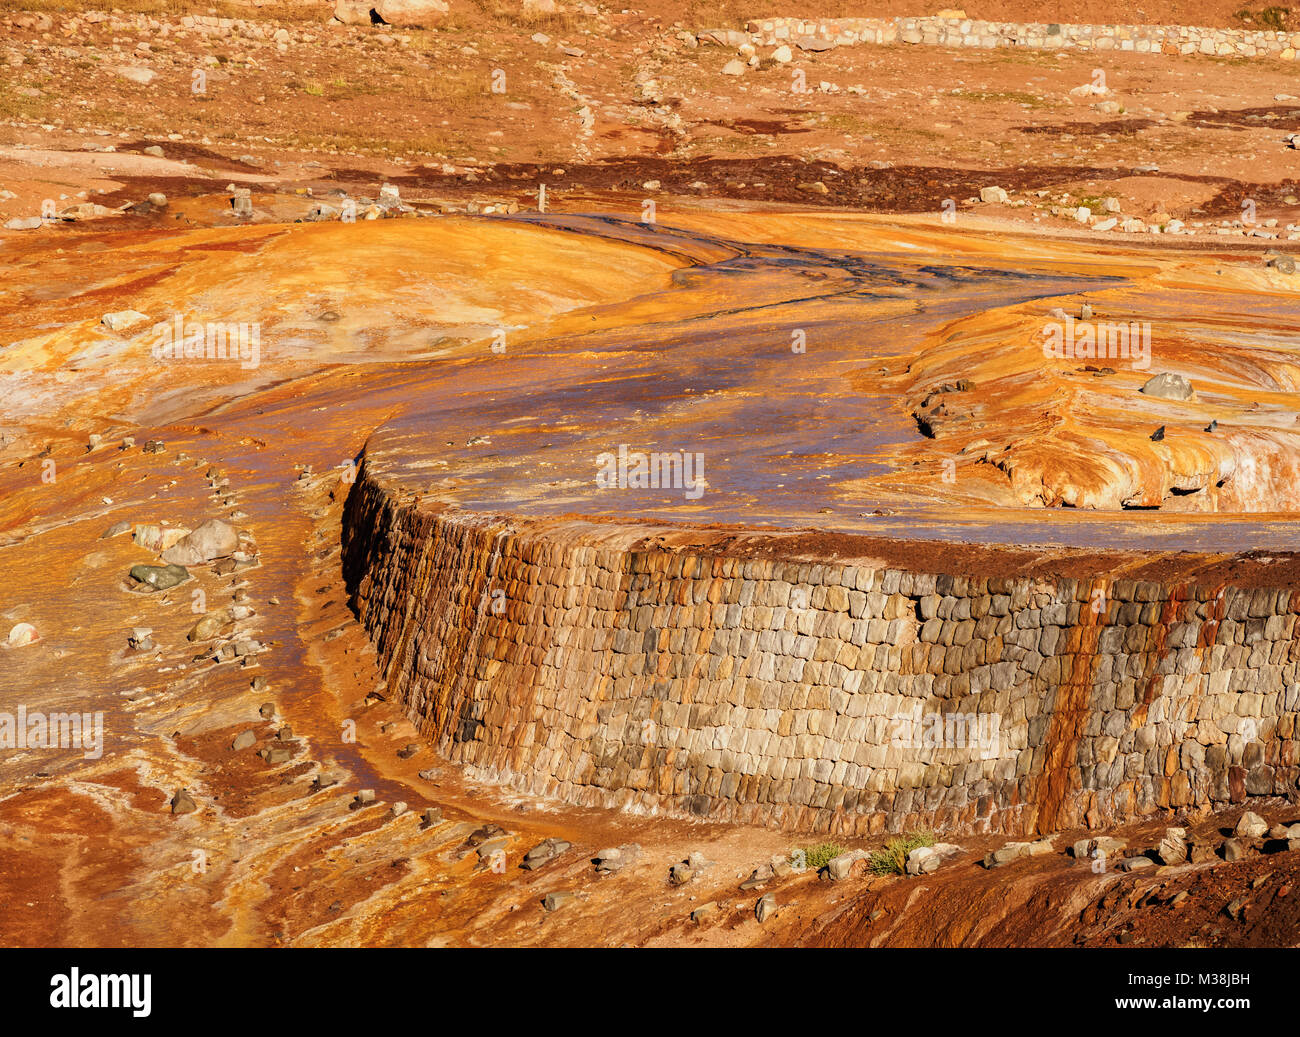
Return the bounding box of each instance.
[952,88,1052,108]
[821,112,878,134]
[869,830,935,875]
[0,77,49,121]
[1234,6,1291,31]
[466,0,576,32]
[793,842,842,871]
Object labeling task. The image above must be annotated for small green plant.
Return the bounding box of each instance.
[303,81,324,97]
[792,842,842,871]
[1235,6,1290,30]
[869,830,936,875]
[951,88,1051,108]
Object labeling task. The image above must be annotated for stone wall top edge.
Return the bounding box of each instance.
[353,467,1300,598]
[743,15,1289,39]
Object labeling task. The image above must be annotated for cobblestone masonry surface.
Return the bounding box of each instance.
[344,465,1300,837]
[741,16,1300,60]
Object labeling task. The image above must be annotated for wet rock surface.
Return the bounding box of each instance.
[128,562,191,591]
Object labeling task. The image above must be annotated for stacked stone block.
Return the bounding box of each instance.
[743,16,1300,61]
[344,465,1300,836]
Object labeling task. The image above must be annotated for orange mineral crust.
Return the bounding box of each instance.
[2,161,1299,946]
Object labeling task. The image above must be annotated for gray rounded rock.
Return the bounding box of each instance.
[129,562,190,590]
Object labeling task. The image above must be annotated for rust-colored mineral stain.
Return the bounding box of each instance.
[1033,582,1106,835]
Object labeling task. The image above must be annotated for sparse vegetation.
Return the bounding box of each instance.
[1074,193,1107,214]
[466,0,576,32]
[952,88,1052,108]
[794,842,843,871]
[821,112,878,134]
[870,831,936,875]
[1234,6,1291,30]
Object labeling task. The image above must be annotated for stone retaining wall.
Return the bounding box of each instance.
[744,16,1300,60]
[344,465,1300,837]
